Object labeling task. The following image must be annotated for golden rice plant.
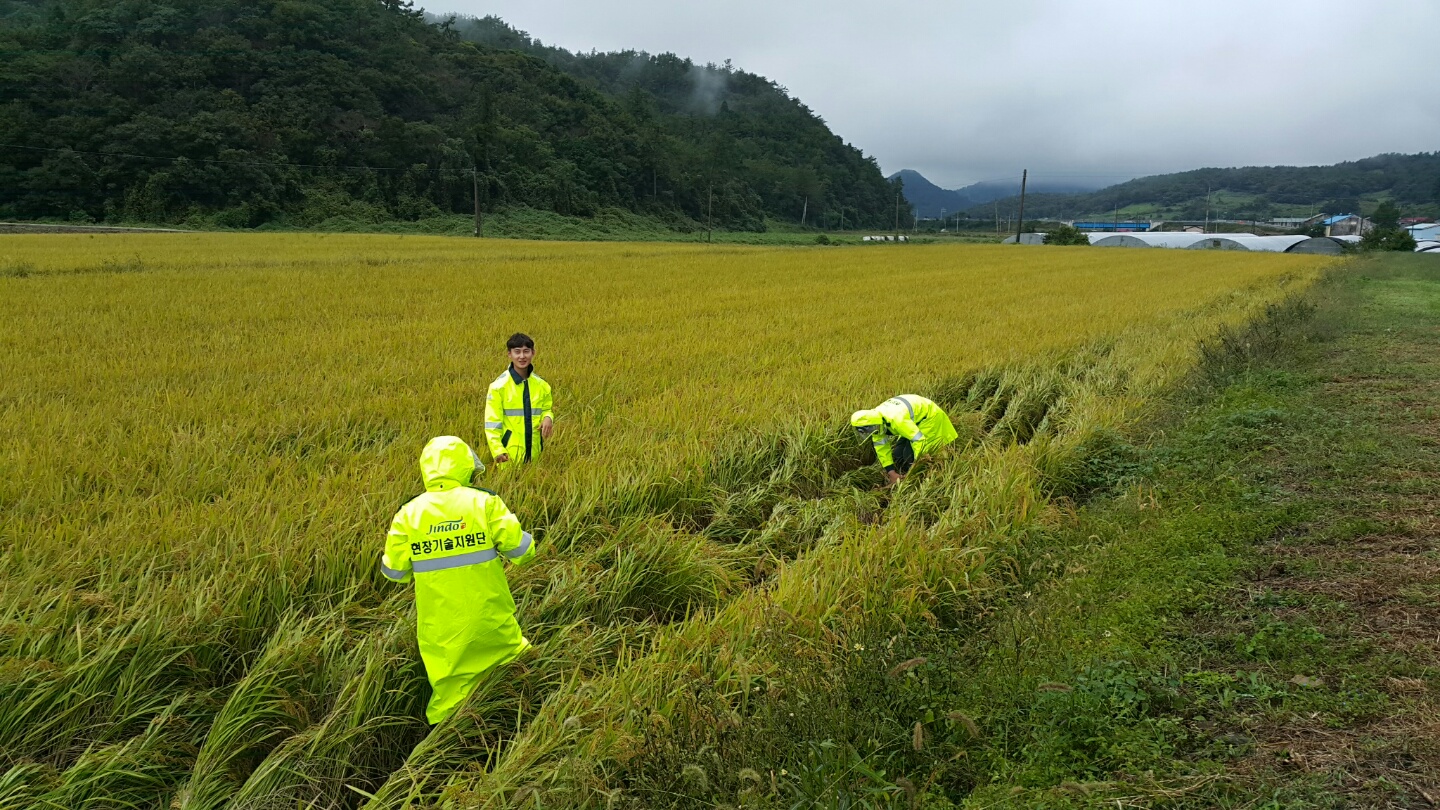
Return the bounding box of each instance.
[0,233,1332,808]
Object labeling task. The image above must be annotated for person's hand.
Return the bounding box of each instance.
[494,453,509,463]
[886,470,903,485]
[540,416,554,440]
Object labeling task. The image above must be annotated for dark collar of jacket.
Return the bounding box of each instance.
[507,364,537,384]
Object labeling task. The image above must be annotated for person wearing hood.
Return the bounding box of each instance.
[380,435,537,724]
[850,395,958,484]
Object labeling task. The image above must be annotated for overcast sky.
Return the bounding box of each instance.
[427,0,1439,190]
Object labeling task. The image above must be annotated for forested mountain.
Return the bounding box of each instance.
[891,169,1101,219]
[443,14,902,231]
[0,0,904,230]
[966,153,1440,222]
[889,171,975,219]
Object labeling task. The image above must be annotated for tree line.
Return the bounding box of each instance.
[0,0,907,230]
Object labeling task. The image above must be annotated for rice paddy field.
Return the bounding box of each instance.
[0,233,1333,808]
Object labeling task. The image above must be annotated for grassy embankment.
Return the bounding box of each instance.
[0,234,1329,808]
[809,252,1440,808]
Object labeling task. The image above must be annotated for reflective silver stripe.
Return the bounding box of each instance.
[875,437,891,446]
[503,408,529,417]
[412,548,498,572]
[504,531,533,559]
[912,430,926,441]
[893,396,915,419]
[484,421,503,429]
[380,562,409,581]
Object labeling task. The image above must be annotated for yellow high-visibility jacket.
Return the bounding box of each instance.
[851,394,958,472]
[484,365,554,468]
[381,436,537,724]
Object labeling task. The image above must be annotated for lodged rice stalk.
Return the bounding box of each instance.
[0,234,1332,808]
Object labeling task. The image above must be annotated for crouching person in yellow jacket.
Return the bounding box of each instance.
[851,394,959,484]
[381,435,537,724]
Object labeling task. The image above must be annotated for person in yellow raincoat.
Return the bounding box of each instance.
[380,435,537,724]
[850,394,958,484]
[484,333,554,469]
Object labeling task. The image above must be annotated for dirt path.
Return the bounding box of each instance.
[1223,265,1440,806]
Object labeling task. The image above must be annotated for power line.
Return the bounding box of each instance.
[915,170,1181,189]
[0,142,410,173]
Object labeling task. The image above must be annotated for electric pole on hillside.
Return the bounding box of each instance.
[800,195,808,228]
[472,166,483,238]
[894,192,901,241]
[1014,169,1028,245]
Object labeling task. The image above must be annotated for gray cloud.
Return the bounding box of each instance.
[429,0,1440,189]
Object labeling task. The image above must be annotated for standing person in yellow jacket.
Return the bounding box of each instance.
[851,394,958,484]
[484,333,554,468]
[381,435,537,724]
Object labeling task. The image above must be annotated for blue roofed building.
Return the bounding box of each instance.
[1072,221,1153,232]
[1322,214,1371,237]
[1405,222,1440,242]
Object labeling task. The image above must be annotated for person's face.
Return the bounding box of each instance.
[509,345,534,370]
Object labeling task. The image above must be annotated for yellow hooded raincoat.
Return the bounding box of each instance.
[850,394,958,473]
[381,436,537,723]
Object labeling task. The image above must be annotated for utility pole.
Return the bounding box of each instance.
[800,195,807,228]
[472,166,482,238]
[994,201,1000,235]
[1204,183,1212,234]
[1014,169,1028,245]
[706,183,713,244]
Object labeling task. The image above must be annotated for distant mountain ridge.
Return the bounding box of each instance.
[891,170,1101,219]
[949,154,1440,222]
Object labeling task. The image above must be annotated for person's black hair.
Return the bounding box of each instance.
[506,333,535,350]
